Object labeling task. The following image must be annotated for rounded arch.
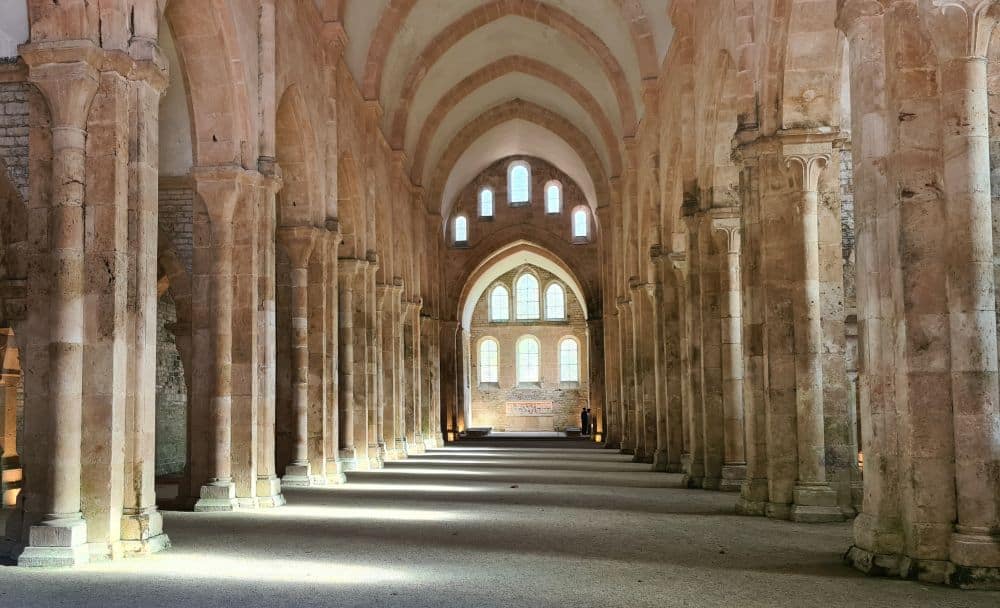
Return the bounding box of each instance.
[385,0,639,147]
[544,180,564,214]
[488,282,511,321]
[507,160,532,205]
[544,280,566,319]
[457,241,590,330]
[405,55,622,175]
[164,0,254,167]
[571,205,591,240]
[557,334,581,382]
[514,333,542,384]
[478,186,496,218]
[476,335,501,384]
[513,267,541,320]
[276,84,323,227]
[430,100,610,222]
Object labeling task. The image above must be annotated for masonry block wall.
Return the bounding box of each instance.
[469,265,590,432]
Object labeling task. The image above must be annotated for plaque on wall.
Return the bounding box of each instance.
[506,401,555,417]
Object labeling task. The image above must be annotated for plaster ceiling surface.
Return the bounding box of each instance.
[159,19,194,177]
[374,0,643,118]
[440,119,599,222]
[417,73,611,188]
[640,0,673,61]
[387,16,621,140]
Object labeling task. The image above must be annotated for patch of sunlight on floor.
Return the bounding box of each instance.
[254,504,467,522]
[330,482,483,493]
[90,553,410,585]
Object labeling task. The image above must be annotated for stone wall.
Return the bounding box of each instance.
[158,184,194,272]
[469,265,590,431]
[155,293,187,477]
[0,80,28,203]
[839,145,856,313]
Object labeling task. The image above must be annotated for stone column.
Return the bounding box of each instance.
[277,226,317,486]
[0,330,20,509]
[122,58,171,552]
[658,256,684,473]
[784,146,841,522]
[695,213,724,491]
[18,46,99,566]
[644,279,669,471]
[337,258,360,470]
[191,167,257,512]
[712,215,747,491]
[324,221,345,483]
[920,0,1000,574]
[616,298,633,454]
[307,227,329,483]
[364,258,383,468]
[256,168,285,506]
[672,252,704,487]
[630,280,656,463]
[390,280,407,458]
[406,300,426,453]
[375,283,391,460]
[440,320,460,440]
[603,310,621,449]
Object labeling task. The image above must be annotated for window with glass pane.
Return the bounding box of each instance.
[480,339,499,383]
[509,163,530,203]
[517,337,540,383]
[559,338,579,382]
[545,283,565,319]
[572,209,588,238]
[515,274,540,319]
[490,285,510,321]
[545,183,561,213]
[480,188,494,217]
[454,215,468,242]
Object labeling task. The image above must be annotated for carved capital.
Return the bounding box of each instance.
[192,165,258,229]
[338,257,365,281]
[920,0,1000,60]
[836,0,889,36]
[783,149,831,193]
[711,216,742,255]
[277,226,318,269]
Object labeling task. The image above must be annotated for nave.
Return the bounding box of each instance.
[1,440,995,608]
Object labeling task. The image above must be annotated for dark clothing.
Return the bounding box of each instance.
[581,410,591,436]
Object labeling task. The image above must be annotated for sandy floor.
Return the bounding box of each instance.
[1,441,997,607]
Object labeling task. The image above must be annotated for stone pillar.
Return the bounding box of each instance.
[18,46,99,566]
[440,320,459,440]
[190,167,254,513]
[324,222,345,484]
[255,168,285,507]
[920,0,1000,573]
[695,213,725,491]
[277,226,317,487]
[644,280,669,471]
[406,300,426,453]
[630,280,655,463]
[712,215,747,491]
[121,59,171,552]
[306,227,329,483]
[734,141,769,515]
[658,255,684,473]
[784,146,841,522]
[0,330,20,509]
[672,252,704,487]
[337,258,360,470]
[390,280,407,458]
[603,310,621,449]
[375,283,391,460]
[616,298,634,454]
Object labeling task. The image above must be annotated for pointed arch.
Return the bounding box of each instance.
[275,84,322,227]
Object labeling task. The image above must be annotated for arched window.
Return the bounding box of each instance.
[545,181,562,214]
[508,162,531,204]
[559,338,579,382]
[479,188,494,218]
[572,208,589,239]
[454,215,468,243]
[545,283,565,320]
[480,339,499,383]
[517,336,541,383]
[515,273,540,320]
[490,285,510,321]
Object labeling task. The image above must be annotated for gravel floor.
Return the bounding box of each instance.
[1,441,998,607]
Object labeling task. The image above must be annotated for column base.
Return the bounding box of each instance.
[368,444,384,470]
[409,434,427,454]
[120,509,170,556]
[736,478,769,516]
[790,484,844,523]
[720,464,746,492]
[194,482,238,512]
[325,459,347,485]
[766,502,792,520]
[18,517,89,567]
[951,530,1000,568]
[651,449,670,472]
[256,476,286,508]
[339,448,358,471]
[281,462,313,488]
[702,477,722,491]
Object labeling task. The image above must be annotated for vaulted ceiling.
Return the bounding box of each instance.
[332,0,673,218]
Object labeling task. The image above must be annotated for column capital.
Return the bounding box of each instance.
[836,0,888,35]
[783,145,832,193]
[338,257,365,281]
[710,214,742,255]
[21,41,101,130]
[919,0,1000,60]
[276,226,318,269]
[192,165,259,228]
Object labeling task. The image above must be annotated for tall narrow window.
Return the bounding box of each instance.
[545,283,565,320]
[454,215,468,243]
[559,338,579,382]
[517,336,541,384]
[490,285,510,321]
[480,188,494,218]
[515,273,540,320]
[572,208,588,239]
[508,162,530,204]
[480,339,499,383]
[545,182,562,214]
